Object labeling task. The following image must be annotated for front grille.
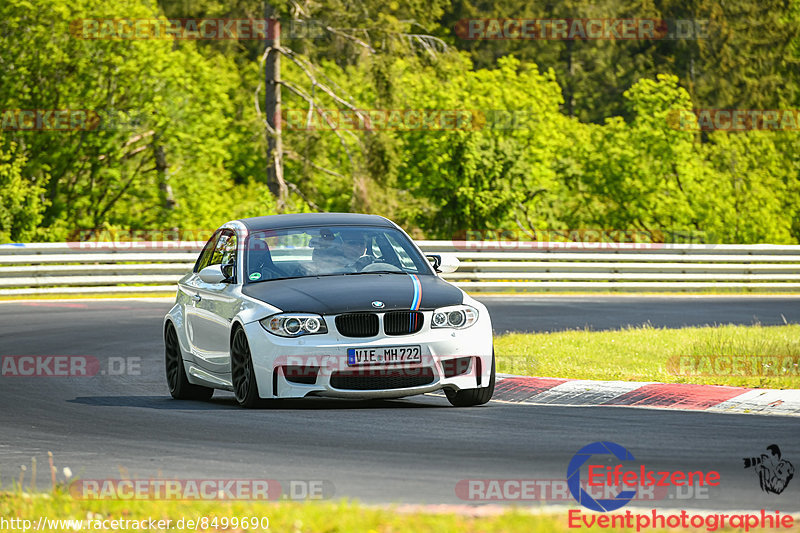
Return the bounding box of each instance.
[442,357,472,378]
[384,311,424,335]
[330,367,435,390]
[335,313,379,337]
[283,366,319,385]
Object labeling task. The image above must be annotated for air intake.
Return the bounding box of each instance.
[330,367,435,390]
[442,357,472,378]
[335,313,379,337]
[384,311,424,335]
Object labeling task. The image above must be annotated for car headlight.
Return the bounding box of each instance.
[431,305,478,329]
[260,313,328,337]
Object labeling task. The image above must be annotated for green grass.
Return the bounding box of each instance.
[496,324,800,388]
[0,491,564,532]
[0,491,781,532]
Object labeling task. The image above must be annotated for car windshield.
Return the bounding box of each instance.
[245,225,432,283]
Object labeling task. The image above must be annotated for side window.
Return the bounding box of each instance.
[208,230,238,278]
[194,232,221,273]
[221,233,238,273]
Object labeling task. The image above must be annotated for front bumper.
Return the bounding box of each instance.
[244,311,493,399]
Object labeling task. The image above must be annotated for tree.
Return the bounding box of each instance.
[0,0,275,239]
[0,136,47,242]
[438,0,800,122]
[158,0,451,211]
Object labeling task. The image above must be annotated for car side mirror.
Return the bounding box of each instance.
[426,254,459,274]
[198,264,232,284]
[426,255,441,271]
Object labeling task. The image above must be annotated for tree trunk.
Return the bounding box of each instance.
[152,134,176,219]
[265,3,287,209]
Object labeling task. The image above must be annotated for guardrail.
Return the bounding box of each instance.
[1,241,800,295]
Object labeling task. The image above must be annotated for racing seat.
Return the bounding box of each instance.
[249,245,284,280]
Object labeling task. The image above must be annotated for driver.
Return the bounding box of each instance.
[339,231,374,272]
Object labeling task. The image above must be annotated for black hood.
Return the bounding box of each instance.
[241,273,463,314]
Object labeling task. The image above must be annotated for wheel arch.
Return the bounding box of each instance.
[164,317,175,337]
[163,301,185,342]
[229,317,249,352]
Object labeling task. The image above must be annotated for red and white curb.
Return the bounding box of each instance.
[486,375,800,416]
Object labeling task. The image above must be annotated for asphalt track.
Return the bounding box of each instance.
[1,297,798,512]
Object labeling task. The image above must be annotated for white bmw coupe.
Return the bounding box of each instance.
[164,213,494,407]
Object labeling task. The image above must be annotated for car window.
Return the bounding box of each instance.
[245,225,430,282]
[208,230,237,269]
[194,231,221,272]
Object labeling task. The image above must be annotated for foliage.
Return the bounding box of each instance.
[0,135,46,242]
[0,0,798,243]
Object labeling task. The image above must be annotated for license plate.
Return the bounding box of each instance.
[347,345,422,366]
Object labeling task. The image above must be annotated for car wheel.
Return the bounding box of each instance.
[165,322,214,401]
[231,326,261,408]
[445,350,495,407]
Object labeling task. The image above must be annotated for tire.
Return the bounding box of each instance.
[445,351,495,407]
[231,326,261,408]
[165,322,214,401]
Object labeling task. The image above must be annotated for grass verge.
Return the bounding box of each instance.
[496,324,800,388]
[1,492,785,533]
[0,492,562,533]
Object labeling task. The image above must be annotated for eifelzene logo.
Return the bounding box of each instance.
[567,441,721,512]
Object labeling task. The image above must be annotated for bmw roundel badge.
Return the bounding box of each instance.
[372,300,385,308]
